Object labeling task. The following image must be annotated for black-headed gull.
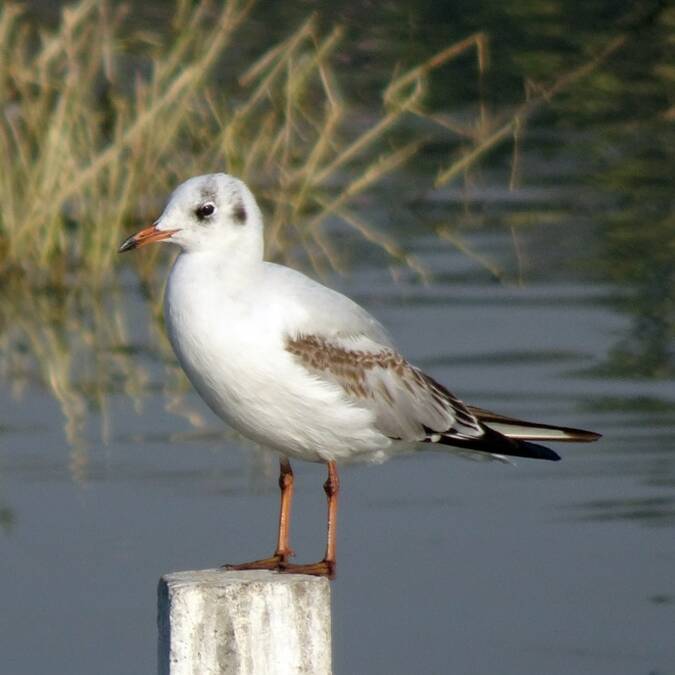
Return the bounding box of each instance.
[119,173,600,578]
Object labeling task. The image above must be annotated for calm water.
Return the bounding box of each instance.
[2,235,674,675]
[2,2,674,674]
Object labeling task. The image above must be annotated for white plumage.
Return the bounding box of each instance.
[164,254,394,463]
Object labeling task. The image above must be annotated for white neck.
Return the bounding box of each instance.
[171,243,263,295]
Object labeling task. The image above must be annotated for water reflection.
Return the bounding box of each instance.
[593,148,675,378]
[568,496,675,526]
[0,278,157,480]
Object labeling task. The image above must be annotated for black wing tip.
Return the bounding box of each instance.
[518,440,561,462]
[430,427,563,462]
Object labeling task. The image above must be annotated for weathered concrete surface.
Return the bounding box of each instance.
[158,569,332,675]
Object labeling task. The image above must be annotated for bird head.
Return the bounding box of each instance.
[118,173,263,257]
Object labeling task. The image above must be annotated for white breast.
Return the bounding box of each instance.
[163,253,392,463]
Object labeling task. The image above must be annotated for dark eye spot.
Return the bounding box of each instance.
[233,201,247,225]
[196,202,215,219]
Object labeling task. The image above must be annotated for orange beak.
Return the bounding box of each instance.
[118,224,179,253]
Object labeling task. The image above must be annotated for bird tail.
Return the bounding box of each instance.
[427,407,600,463]
[467,405,601,443]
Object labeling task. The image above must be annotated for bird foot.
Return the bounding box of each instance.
[222,551,291,572]
[222,555,335,579]
[221,555,286,571]
[280,559,336,579]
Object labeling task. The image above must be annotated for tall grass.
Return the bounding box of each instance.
[0,0,492,283]
[0,0,625,283]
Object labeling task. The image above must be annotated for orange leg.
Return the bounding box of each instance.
[224,458,295,571]
[276,458,295,559]
[281,461,339,579]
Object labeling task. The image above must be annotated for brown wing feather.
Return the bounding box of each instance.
[285,334,599,461]
[286,334,482,441]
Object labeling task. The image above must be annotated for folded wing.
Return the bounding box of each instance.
[285,333,598,461]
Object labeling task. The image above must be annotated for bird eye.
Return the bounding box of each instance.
[196,202,216,219]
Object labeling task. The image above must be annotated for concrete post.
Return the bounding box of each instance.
[158,569,332,675]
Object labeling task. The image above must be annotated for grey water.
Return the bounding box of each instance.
[2,2,675,674]
[2,227,674,674]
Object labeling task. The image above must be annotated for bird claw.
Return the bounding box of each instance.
[222,554,288,572]
[221,547,298,572]
[279,559,336,579]
[222,554,335,579]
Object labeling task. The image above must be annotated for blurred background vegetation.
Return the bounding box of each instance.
[0,0,673,462]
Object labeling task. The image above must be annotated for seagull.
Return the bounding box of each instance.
[119,173,600,578]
